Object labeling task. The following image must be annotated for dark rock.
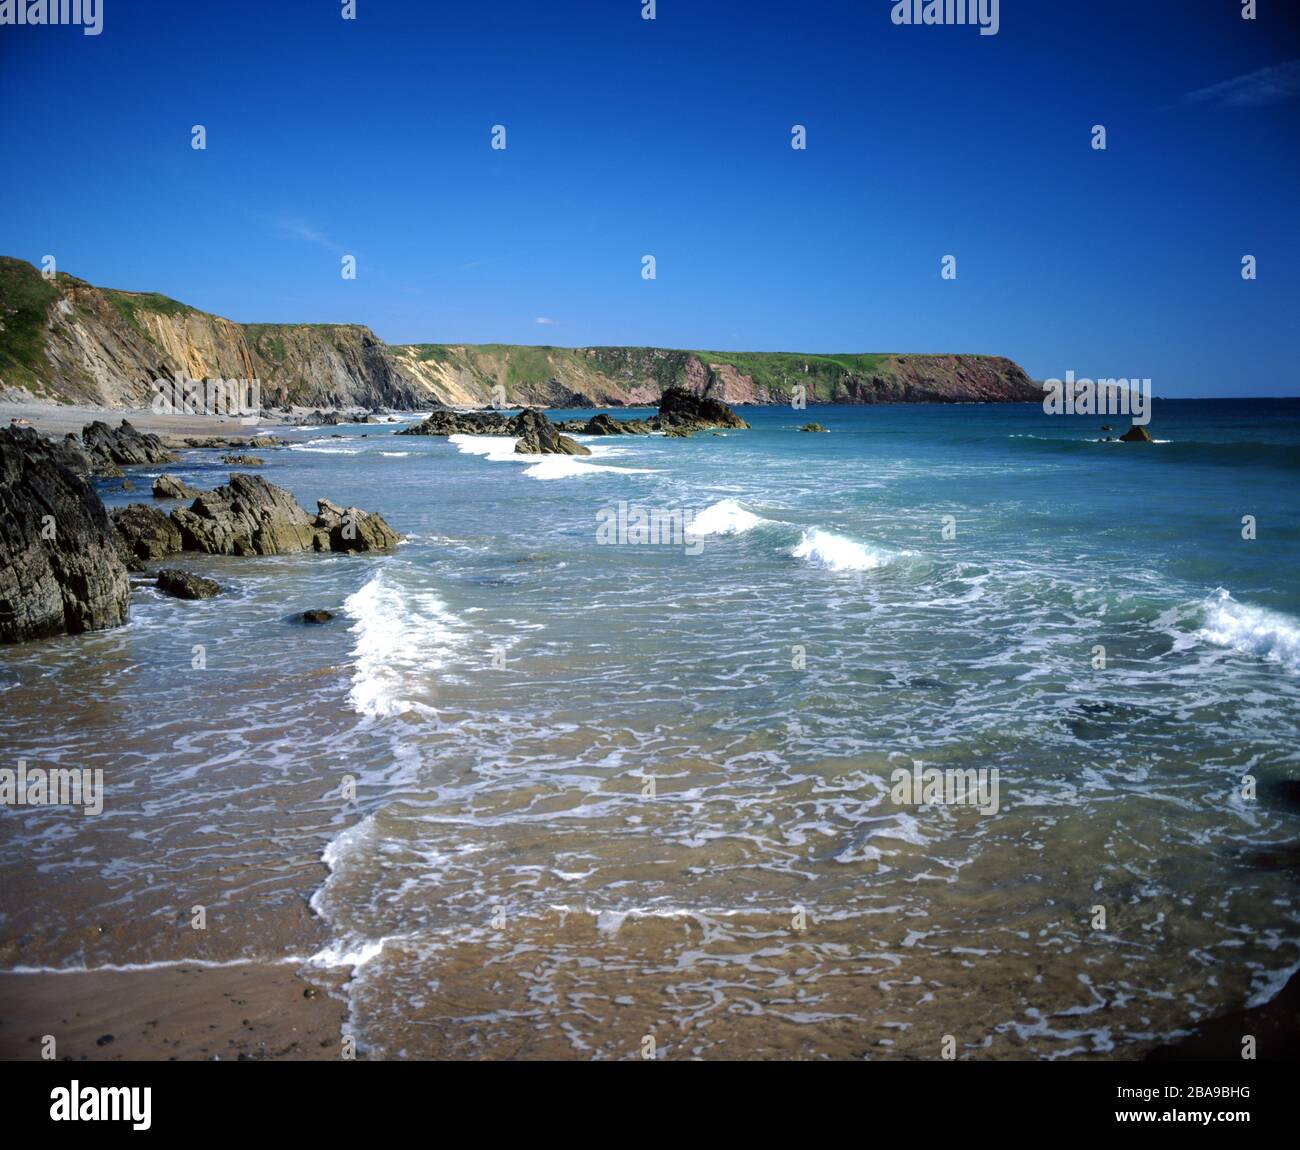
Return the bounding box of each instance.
[221,454,264,466]
[400,407,593,454]
[95,1035,114,1047]
[152,474,202,500]
[398,409,513,437]
[1119,424,1153,443]
[82,419,179,473]
[656,387,749,432]
[512,409,591,456]
[0,427,130,644]
[314,498,403,552]
[170,474,400,556]
[301,609,334,624]
[156,569,220,600]
[111,504,183,571]
[800,422,828,432]
[581,413,652,435]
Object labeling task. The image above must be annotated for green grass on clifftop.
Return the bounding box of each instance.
[0,257,59,388]
[101,288,198,331]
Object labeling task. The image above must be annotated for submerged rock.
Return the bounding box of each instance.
[300,609,334,624]
[0,427,130,643]
[156,569,220,600]
[800,422,828,432]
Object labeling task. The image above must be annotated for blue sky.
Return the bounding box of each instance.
[1,0,1298,395]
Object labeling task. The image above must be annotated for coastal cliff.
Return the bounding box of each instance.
[1,257,1041,411]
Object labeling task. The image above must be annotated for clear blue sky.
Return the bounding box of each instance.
[1,0,1297,395]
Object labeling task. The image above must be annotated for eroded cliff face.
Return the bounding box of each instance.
[0,258,423,412]
[1,257,1042,411]
[244,325,423,410]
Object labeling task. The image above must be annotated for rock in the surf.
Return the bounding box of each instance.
[111,503,183,571]
[170,474,400,556]
[152,474,202,500]
[156,569,220,600]
[655,386,749,432]
[0,426,130,643]
[512,408,591,456]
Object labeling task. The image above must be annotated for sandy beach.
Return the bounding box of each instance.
[0,965,350,1062]
[0,400,296,446]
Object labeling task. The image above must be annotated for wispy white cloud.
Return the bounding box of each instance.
[534,316,554,325]
[1185,59,1300,108]
[274,218,347,253]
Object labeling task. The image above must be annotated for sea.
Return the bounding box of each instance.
[2,398,1298,1059]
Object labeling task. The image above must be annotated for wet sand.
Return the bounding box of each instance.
[0,965,350,1062]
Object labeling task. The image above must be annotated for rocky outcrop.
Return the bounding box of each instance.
[400,407,590,455]
[221,454,264,466]
[397,409,513,437]
[1119,424,1153,443]
[800,422,828,432]
[156,569,220,600]
[656,387,750,432]
[171,475,319,556]
[555,413,652,435]
[111,503,183,571]
[170,474,400,556]
[512,409,591,456]
[83,419,179,473]
[152,474,201,500]
[314,497,403,552]
[300,609,334,624]
[0,427,130,643]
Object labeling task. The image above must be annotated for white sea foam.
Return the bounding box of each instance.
[792,527,896,572]
[290,437,363,455]
[449,433,656,479]
[342,570,467,718]
[1197,589,1300,674]
[448,434,520,462]
[687,498,765,537]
